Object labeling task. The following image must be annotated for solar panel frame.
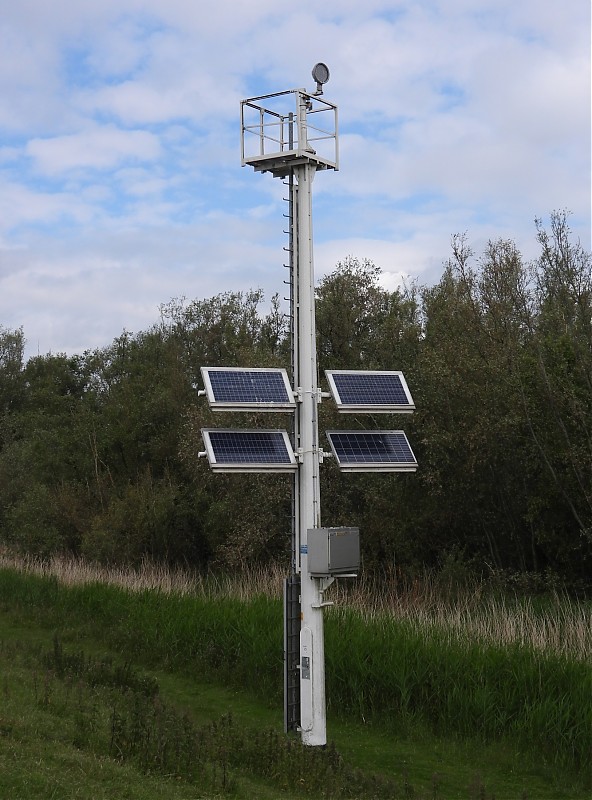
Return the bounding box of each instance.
[325,430,418,472]
[325,370,415,413]
[201,367,296,411]
[201,428,298,472]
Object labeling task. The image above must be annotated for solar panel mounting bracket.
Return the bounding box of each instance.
[319,576,335,592]
[311,576,335,608]
[318,448,332,463]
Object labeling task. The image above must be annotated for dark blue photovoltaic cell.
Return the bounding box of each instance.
[327,431,416,464]
[328,372,411,406]
[207,430,292,463]
[207,370,291,404]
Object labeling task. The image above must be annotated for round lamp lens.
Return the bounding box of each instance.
[312,62,330,85]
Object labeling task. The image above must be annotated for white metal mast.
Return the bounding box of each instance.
[200,66,415,747]
[292,153,326,745]
[240,69,337,746]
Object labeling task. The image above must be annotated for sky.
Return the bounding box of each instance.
[0,0,590,360]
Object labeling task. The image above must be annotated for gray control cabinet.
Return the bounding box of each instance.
[307,527,360,576]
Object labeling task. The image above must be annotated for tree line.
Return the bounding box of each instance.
[0,212,590,589]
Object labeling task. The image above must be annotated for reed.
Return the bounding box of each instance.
[324,604,591,771]
[328,574,592,662]
[0,549,284,600]
[1,549,589,661]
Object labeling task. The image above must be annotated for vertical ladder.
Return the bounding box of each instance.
[283,160,297,574]
[283,573,301,732]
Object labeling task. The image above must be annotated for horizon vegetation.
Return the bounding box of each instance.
[0,211,590,595]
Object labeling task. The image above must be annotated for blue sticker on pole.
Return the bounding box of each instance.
[300,545,308,554]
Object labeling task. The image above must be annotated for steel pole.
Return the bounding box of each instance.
[293,160,326,747]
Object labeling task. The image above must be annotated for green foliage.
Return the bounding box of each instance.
[1,567,589,783]
[81,468,206,565]
[0,325,25,420]
[0,213,590,586]
[2,631,411,799]
[325,607,591,772]
[405,214,591,582]
[3,484,63,556]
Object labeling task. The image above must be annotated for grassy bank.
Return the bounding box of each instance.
[0,612,586,799]
[0,561,589,784]
[1,629,412,799]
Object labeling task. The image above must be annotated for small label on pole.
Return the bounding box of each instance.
[301,656,310,679]
[300,627,313,731]
[300,545,308,554]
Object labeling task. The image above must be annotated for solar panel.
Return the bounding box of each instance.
[326,430,417,472]
[325,370,415,413]
[201,367,295,411]
[201,428,297,472]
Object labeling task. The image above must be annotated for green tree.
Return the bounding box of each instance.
[519,213,592,580]
[315,257,422,569]
[1,219,589,584]
[0,352,98,554]
[315,256,389,369]
[0,326,25,418]
[410,216,591,584]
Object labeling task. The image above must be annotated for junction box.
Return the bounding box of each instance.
[307,527,359,577]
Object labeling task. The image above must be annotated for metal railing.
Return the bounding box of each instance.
[241,89,338,175]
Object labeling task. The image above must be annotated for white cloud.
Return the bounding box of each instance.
[112,167,181,197]
[0,0,588,360]
[0,180,95,231]
[26,125,162,175]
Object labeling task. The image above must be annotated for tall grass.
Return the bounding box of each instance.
[0,549,284,600]
[325,606,591,772]
[1,550,589,661]
[0,563,283,700]
[0,556,589,777]
[328,572,592,662]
